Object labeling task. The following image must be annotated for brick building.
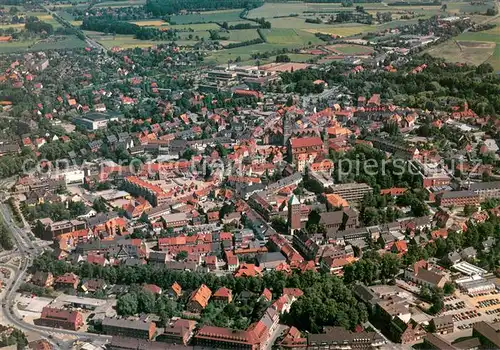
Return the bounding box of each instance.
[35,307,83,331]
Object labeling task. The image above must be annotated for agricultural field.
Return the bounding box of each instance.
[324,43,375,55]
[226,29,261,42]
[206,42,293,64]
[0,40,36,53]
[0,35,84,53]
[86,33,171,49]
[129,20,168,27]
[445,0,496,14]
[0,23,25,31]
[177,30,211,40]
[169,23,220,31]
[170,9,243,25]
[259,28,322,46]
[426,39,495,66]
[94,0,146,8]
[29,35,86,50]
[302,25,374,37]
[426,16,500,71]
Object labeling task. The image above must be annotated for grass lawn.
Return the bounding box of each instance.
[227,29,261,42]
[169,23,220,31]
[170,9,242,25]
[260,28,322,45]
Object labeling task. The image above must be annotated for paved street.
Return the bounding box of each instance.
[0,195,111,349]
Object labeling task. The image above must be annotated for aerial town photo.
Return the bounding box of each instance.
[0,0,500,348]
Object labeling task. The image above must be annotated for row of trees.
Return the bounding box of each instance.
[0,218,13,251]
[24,16,53,35]
[81,18,176,40]
[22,201,86,222]
[144,0,263,16]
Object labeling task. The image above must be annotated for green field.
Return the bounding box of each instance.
[0,35,84,53]
[206,42,294,63]
[86,33,171,49]
[227,29,261,42]
[0,40,36,53]
[170,9,243,25]
[446,0,496,13]
[325,43,375,55]
[94,0,146,7]
[177,30,211,40]
[30,36,86,50]
[169,23,220,31]
[260,28,322,45]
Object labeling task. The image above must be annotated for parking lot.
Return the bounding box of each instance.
[441,290,500,332]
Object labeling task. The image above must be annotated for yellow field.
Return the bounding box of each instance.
[130,20,167,27]
[71,20,83,26]
[37,14,54,21]
[0,23,25,30]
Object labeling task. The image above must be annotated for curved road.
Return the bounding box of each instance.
[0,200,111,349]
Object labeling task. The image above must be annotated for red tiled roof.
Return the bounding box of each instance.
[289,137,323,149]
[189,284,212,309]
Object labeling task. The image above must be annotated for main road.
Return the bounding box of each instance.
[0,198,111,349]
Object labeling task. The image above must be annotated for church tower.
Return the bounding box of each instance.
[288,195,301,235]
[282,113,293,146]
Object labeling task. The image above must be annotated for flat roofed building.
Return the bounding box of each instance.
[73,112,121,130]
[101,317,156,340]
[468,181,500,200]
[328,183,372,203]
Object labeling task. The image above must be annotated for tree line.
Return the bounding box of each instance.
[0,218,14,251]
[81,17,176,40]
[144,0,264,16]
